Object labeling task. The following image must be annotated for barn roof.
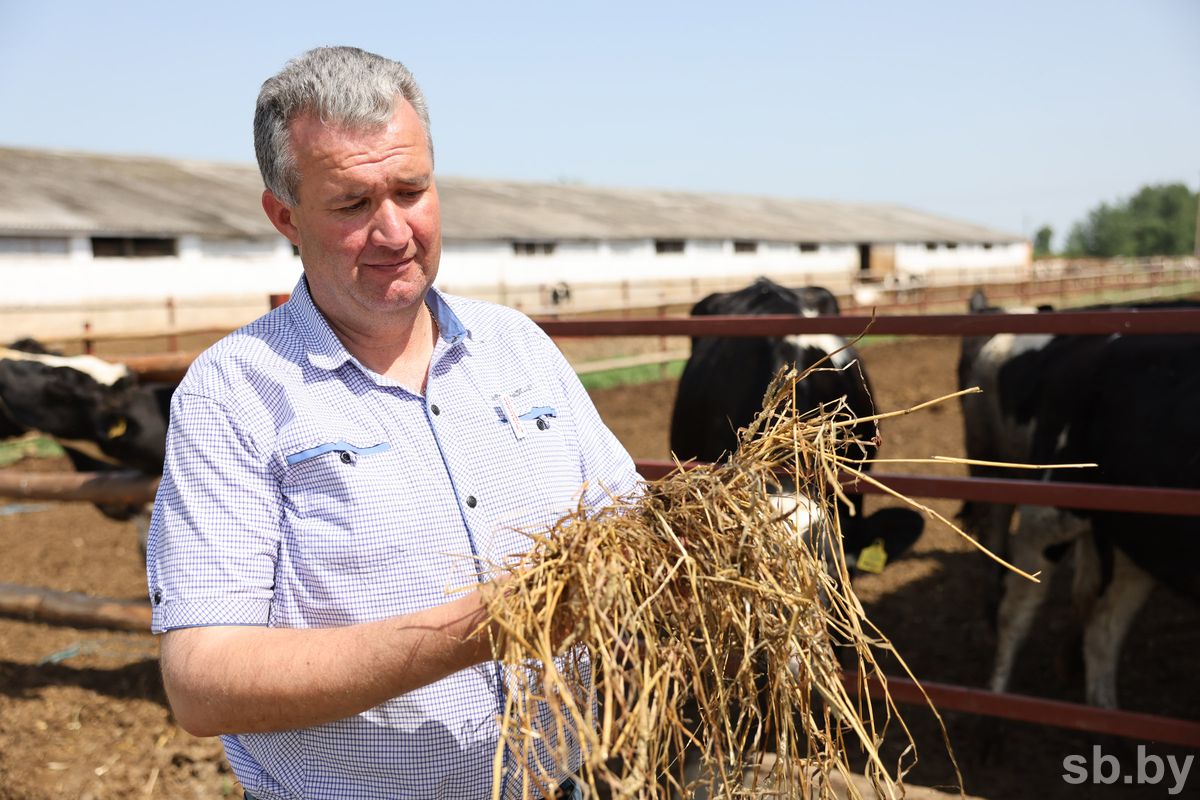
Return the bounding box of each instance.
[0,146,1022,244]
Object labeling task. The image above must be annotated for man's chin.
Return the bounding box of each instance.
[354,282,431,313]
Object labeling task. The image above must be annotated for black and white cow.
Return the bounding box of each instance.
[0,340,173,534]
[958,292,1200,708]
[670,277,924,573]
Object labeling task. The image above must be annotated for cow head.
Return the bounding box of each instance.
[671,278,923,575]
[89,382,172,475]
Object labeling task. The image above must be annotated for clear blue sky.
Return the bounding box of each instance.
[1,1,1196,248]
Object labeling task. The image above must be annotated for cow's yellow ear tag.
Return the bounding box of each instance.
[107,418,128,439]
[856,538,888,574]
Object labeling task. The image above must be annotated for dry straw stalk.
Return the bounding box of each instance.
[480,362,975,799]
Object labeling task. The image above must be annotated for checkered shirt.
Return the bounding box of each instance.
[146,277,640,799]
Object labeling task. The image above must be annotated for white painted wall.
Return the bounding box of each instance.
[0,235,1031,340]
[0,255,304,306]
[895,241,1030,281]
[0,251,305,340]
[437,238,860,291]
[179,235,289,260]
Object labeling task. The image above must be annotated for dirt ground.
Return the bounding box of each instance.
[1,337,1196,799]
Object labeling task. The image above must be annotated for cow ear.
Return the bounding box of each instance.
[817,288,840,316]
[690,292,723,317]
[795,286,840,316]
[103,415,129,440]
[968,289,990,313]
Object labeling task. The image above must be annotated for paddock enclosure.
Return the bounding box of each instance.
[2,275,1199,798]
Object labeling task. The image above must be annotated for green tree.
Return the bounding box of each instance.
[1033,225,1054,257]
[1065,182,1197,257]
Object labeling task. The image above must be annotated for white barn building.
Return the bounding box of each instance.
[0,147,1028,340]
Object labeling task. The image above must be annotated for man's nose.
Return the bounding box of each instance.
[368,199,413,249]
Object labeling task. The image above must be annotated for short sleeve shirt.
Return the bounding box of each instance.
[146,277,640,799]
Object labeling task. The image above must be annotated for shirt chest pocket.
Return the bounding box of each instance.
[279,436,401,578]
[494,397,578,490]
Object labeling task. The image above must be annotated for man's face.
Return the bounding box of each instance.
[269,99,442,331]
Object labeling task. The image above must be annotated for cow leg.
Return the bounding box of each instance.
[1081,549,1155,709]
[989,556,1054,693]
[989,505,1087,694]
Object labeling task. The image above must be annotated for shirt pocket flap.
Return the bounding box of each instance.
[285,440,391,466]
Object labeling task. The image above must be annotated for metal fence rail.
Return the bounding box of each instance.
[551,304,1200,747]
[634,462,1200,518]
[6,296,1199,747]
[539,307,1200,338]
[846,675,1200,750]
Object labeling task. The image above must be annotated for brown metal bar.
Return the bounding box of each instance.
[536,309,1200,338]
[848,674,1200,749]
[855,473,1200,516]
[634,461,1200,517]
[116,310,1200,383]
[0,471,160,505]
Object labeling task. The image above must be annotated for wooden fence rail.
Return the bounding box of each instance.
[0,471,159,504]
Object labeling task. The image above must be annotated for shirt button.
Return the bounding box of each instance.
[339,451,352,464]
[153,589,163,605]
[465,495,478,508]
[431,404,441,416]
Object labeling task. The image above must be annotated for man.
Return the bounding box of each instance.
[146,46,639,799]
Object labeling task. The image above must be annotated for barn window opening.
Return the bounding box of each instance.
[292,243,300,256]
[91,237,178,258]
[797,242,818,253]
[512,241,557,257]
[733,240,758,254]
[924,242,938,251]
[0,236,70,256]
[982,242,994,250]
[946,242,958,250]
[655,239,685,255]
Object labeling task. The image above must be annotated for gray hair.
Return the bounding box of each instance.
[254,46,433,207]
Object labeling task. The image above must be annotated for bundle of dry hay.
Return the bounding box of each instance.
[480,364,967,799]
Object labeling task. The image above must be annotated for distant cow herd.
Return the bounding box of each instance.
[1,281,1196,711]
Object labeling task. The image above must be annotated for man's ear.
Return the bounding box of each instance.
[262,190,300,245]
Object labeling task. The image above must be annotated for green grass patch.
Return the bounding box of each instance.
[580,359,687,391]
[0,436,64,467]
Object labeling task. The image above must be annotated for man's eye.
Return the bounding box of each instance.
[338,199,368,212]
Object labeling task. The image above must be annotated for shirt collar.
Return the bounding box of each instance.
[286,276,472,373]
